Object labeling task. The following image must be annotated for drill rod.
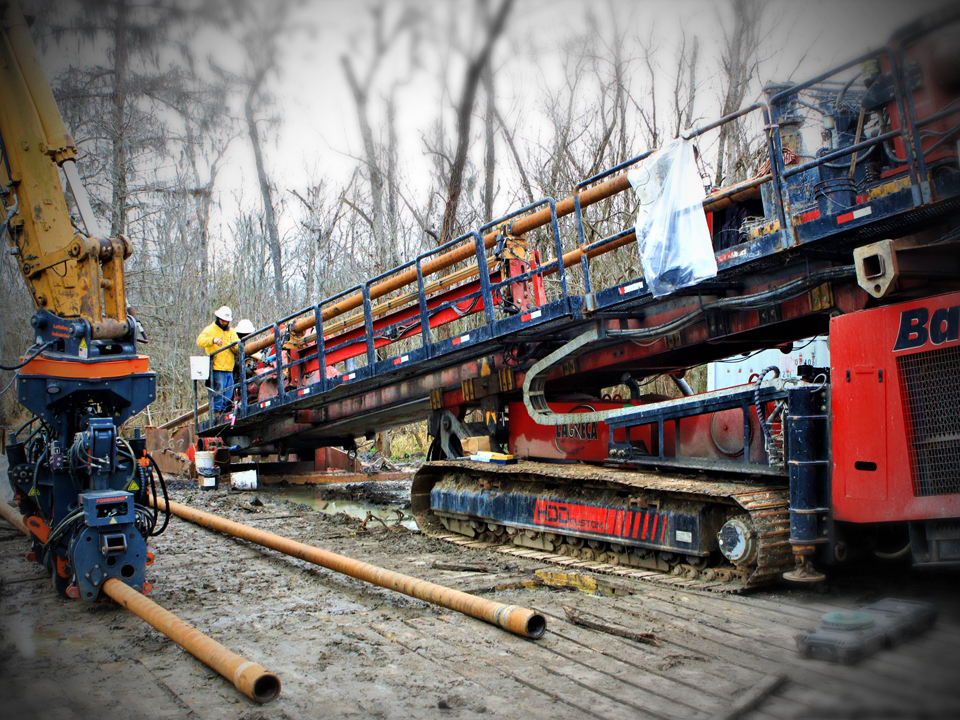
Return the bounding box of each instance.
[242,173,631,355]
[0,500,281,704]
[152,495,547,639]
[242,169,766,356]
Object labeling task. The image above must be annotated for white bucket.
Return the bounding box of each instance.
[195,451,217,490]
[231,468,258,491]
[196,450,216,473]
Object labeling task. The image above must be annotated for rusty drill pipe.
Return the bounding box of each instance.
[0,500,281,704]
[159,403,208,430]
[153,495,546,639]
[243,167,767,356]
[102,578,281,704]
[242,171,634,355]
[0,498,30,535]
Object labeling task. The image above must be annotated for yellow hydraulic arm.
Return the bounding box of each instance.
[0,0,129,339]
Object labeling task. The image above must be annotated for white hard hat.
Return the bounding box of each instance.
[214,305,233,322]
[235,319,255,335]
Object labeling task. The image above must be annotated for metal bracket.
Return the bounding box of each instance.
[462,365,515,403]
[706,311,729,338]
[758,305,782,325]
[439,411,471,459]
[808,283,834,312]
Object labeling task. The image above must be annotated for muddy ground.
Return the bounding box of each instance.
[1,474,959,720]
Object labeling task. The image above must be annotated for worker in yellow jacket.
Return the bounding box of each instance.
[196,305,240,415]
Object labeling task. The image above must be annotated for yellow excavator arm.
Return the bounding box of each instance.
[0,0,129,339]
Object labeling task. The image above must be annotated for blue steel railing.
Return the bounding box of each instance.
[199,19,956,430]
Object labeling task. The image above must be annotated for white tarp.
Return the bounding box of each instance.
[628,138,717,297]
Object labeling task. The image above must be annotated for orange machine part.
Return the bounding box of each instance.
[25,515,50,543]
[19,355,150,379]
[56,555,70,578]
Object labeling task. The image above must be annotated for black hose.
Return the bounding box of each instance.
[145,463,160,535]
[754,367,783,466]
[31,449,49,523]
[835,73,861,112]
[146,454,170,536]
[13,416,38,441]
[0,340,55,372]
[42,508,84,551]
[607,266,856,341]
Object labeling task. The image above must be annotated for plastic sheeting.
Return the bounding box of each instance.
[628,138,717,297]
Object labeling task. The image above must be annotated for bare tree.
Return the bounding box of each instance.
[40,0,210,236]
[341,3,417,272]
[437,0,513,244]
[714,0,764,186]
[233,0,295,306]
[685,36,700,131]
[482,61,497,223]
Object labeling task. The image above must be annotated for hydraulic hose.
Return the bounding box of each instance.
[0,500,280,704]
[151,495,546,639]
[0,340,55,371]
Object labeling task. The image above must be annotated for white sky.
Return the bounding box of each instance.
[215,0,935,233]
[38,0,947,243]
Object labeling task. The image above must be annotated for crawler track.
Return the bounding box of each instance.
[412,460,793,592]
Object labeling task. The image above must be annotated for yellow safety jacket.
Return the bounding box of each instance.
[196,322,240,372]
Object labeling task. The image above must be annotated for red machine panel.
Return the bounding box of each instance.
[508,399,764,464]
[831,291,960,523]
[880,34,960,173]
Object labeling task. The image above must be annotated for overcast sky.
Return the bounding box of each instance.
[39,0,948,243]
[218,0,936,228]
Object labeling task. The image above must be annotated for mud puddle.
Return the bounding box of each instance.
[263,481,418,530]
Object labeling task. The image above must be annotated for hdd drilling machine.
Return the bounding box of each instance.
[0,1,166,600]
[191,9,960,589]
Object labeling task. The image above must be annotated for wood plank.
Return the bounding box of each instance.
[380,619,593,720]
[576,597,940,709]
[618,584,958,685]
[431,611,709,720]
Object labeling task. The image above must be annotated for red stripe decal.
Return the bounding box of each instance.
[632,513,641,539]
[798,208,820,224]
[534,500,621,534]
[660,515,667,543]
[837,206,872,225]
[642,513,650,540]
[651,515,659,541]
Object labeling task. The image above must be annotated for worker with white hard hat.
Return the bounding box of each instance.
[235,318,255,339]
[196,305,240,416]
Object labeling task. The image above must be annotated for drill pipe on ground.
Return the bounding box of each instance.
[102,579,281,704]
[243,169,766,355]
[152,495,547,639]
[0,500,281,704]
[0,498,30,536]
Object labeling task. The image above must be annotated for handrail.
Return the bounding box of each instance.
[196,28,947,430]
